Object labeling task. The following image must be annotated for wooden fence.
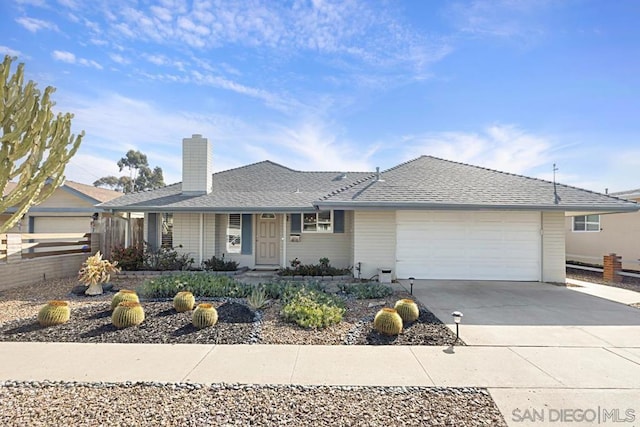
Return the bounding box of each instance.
[0,233,99,289]
[0,233,91,261]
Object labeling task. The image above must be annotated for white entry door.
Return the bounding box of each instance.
[396,211,541,280]
[256,214,280,265]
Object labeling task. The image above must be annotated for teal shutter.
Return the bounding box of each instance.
[333,210,345,233]
[291,213,301,233]
[147,213,158,250]
[241,214,252,255]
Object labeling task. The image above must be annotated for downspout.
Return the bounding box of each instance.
[282,214,287,268]
[540,211,544,282]
[199,213,204,265]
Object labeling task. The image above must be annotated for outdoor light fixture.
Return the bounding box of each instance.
[451,311,463,344]
[409,277,415,295]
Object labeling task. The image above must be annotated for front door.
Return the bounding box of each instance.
[256,214,280,265]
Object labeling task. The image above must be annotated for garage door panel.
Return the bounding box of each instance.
[396,211,540,281]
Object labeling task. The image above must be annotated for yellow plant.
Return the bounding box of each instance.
[78,251,121,287]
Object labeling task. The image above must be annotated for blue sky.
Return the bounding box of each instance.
[1,0,639,193]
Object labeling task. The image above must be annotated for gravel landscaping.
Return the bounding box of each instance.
[0,277,460,346]
[0,381,506,427]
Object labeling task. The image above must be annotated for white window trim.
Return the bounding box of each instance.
[572,215,600,232]
[302,210,333,233]
[227,214,242,253]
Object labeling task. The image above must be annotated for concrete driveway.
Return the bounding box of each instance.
[405,280,640,347]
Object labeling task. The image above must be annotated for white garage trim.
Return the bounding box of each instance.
[396,210,541,281]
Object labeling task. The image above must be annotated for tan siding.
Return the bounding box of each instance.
[203,213,216,261]
[542,211,565,283]
[37,190,95,209]
[566,210,640,271]
[173,213,201,263]
[286,211,353,269]
[353,211,396,280]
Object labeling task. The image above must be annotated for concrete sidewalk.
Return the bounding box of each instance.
[566,277,640,305]
[1,342,639,388]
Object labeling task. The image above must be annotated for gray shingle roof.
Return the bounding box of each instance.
[99,156,639,213]
[316,156,638,212]
[99,161,373,212]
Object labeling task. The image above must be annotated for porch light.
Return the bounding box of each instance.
[451,311,463,344]
[409,277,415,295]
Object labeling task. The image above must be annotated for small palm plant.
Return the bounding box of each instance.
[78,251,120,295]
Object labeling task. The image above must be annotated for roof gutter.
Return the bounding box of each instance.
[313,201,640,213]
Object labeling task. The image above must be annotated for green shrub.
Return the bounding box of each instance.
[144,246,194,271]
[202,254,239,271]
[278,257,352,277]
[281,288,345,329]
[110,245,144,271]
[138,273,252,298]
[338,282,393,299]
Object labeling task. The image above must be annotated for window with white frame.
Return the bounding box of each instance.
[303,210,332,232]
[573,214,600,232]
[227,214,242,253]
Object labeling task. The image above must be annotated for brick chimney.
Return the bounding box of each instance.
[182,134,212,195]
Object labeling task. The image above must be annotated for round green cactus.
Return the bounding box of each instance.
[37,300,70,327]
[112,301,145,329]
[373,307,403,336]
[192,303,218,329]
[173,291,195,312]
[111,289,139,311]
[394,299,420,324]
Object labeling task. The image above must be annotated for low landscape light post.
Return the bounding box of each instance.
[451,311,463,344]
[409,277,415,295]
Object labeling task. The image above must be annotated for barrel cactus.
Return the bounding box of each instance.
[192,303,218,329]
[37,300,71,327]
[112,301,145,329]
[394,299,420,324]
[373,307,403,336]
[111,289,139,311]
[173,291,195,312]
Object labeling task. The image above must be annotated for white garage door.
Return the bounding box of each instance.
[396,211,541,280]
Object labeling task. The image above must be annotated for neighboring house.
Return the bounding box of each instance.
[1,180,123,233]
[566,188,640,271]
[99,134,638,282]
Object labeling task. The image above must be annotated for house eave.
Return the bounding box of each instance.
[101,205,320,213]
[313,201,640,213]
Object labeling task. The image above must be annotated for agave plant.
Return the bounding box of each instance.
[78,251,120,295]
[246,286,269,310]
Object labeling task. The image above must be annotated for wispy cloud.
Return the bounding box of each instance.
[446,0,553,44]
[72,1,446,76]
[400,124,552,175]
[0,46,23,57]
[16,16,59,32]
[52,50,103,69]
